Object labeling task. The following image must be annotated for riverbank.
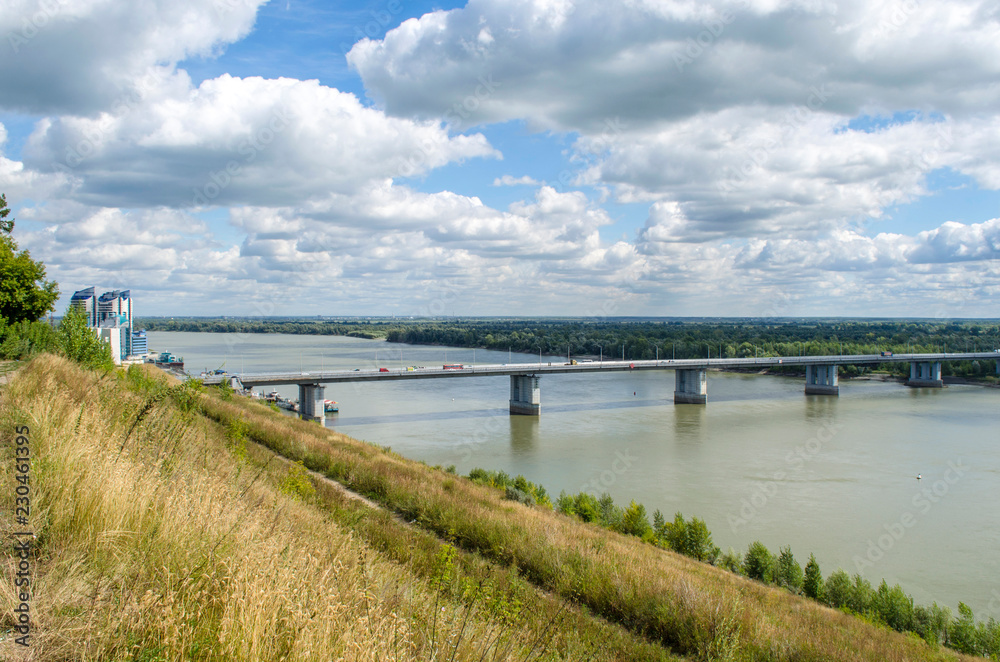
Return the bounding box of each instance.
[2,354,979,661]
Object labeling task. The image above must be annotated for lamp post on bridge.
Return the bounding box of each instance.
[599,345,602,364]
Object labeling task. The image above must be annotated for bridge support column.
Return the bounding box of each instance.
[674,369,707,404]
[509,375,541,415]
[298,383,326,424]
[908,362,943,388]
[805,364,839,395]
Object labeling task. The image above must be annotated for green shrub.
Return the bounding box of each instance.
[504,486,535,506]
[775,546,804,593]
[823,569,851,609]
[742,541,775,583]
[280,460,316,501]
[803,554,823,600]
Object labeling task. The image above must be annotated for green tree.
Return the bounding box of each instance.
[58,303,114,370]
[652,509,666,538]
[661,512,688,553]
[847,574,875,615]
[742,541,776,583]
[873,580,914,633]
[683,516,720,563]
[0,318,59,360]
[716,548,742,573]
[555,490,576,515]
[949,602,982,656]
[913,603,951,645]
[597,492,622,530]
[618,500,652,538]
[803,553,824,601]
[823,569,851,609]
[572,492,601,523]
[0,194,59,324]
[775,546,804,592]
[0,193,13,234]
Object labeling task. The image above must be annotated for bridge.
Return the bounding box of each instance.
[202,352,1000,423]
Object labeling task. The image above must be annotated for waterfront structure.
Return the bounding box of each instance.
[131,329,148,356]
[69,287,98,327]
[70,287,142,363]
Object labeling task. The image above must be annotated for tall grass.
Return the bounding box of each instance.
[2,355,659,660]
[197,382,976,662]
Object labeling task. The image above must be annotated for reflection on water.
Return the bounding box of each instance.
[332,407,508,427]
[673,405,706,444]
[150,331,1000,615]
[509,415,540,455]
[803,395,837,424]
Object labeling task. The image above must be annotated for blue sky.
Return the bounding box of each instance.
[1,0,998,317]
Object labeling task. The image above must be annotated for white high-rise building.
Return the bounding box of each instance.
[71,287,137,363]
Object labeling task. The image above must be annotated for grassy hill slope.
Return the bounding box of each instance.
[0,355,975,661]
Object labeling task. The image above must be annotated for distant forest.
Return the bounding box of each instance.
[137,317,1000,378]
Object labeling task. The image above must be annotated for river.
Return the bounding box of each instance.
[149,330,1000,616]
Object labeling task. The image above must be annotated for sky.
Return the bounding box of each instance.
[1,0,999,318]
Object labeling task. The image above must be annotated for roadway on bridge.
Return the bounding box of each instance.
[201,351,999,388]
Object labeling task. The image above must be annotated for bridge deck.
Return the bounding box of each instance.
[201,352,999,388]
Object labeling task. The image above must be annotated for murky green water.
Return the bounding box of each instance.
[151,331,1000,616]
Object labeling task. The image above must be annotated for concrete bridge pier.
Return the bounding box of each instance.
[298,383,326,424]
[805,364,839,395]
[674,369,707,404]
[509,374,541,415]
[908,361,943,388]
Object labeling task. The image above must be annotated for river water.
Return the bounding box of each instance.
[150,331,1000,616]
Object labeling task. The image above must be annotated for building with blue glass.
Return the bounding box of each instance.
[71,287,144,362]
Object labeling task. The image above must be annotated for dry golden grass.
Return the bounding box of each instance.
[0,355,979,661]
[197,375,980,662]
[1,355,670,661]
